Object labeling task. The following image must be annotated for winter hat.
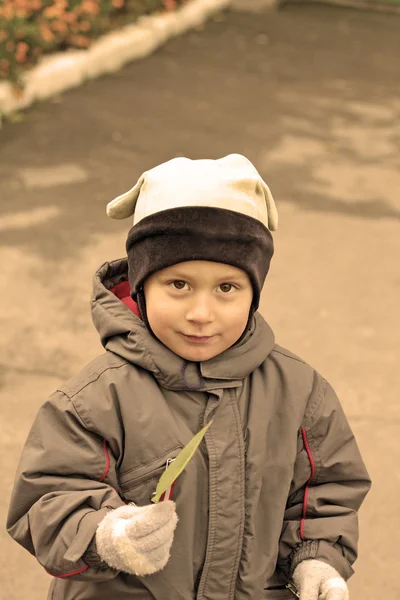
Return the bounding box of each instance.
[106,154,278,330]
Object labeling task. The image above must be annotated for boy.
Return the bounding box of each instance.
[7,154,370,600]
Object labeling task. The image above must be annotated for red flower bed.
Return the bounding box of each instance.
[0,0,185,83]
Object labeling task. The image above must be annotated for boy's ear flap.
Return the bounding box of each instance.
[259,180,278,231]
[106,174,145,220]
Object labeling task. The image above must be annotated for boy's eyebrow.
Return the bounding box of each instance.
[160,270,248,282]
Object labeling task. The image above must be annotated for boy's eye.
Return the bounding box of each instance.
[219,283,236,293]
[168,281,237,293]
[171,280,187,290]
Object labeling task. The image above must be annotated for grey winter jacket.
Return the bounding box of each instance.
[7,258,371,600]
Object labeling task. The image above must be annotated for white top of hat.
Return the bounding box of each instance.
[106,153,278,231]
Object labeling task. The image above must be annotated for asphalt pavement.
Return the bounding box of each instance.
[1,3,399,599]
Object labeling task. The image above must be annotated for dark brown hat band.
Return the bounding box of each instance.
[126,206,274,312]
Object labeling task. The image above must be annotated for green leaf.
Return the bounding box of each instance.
[151,419,213,503]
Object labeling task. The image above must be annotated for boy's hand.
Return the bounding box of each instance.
[292,559,349,600]
[95,501,178,576]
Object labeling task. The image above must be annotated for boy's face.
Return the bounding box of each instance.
[144,261,253,362]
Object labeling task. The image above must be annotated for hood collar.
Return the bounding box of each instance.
[91,258,275,391]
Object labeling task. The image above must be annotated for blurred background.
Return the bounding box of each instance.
[1,1,399,599]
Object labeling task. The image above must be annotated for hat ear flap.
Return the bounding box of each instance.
[106,173,145,220]
[260,180,278,231]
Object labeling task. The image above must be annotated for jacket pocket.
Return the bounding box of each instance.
[262,586,297,599]
[118,447,182,505]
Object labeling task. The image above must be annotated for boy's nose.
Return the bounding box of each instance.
[185,297,214,324]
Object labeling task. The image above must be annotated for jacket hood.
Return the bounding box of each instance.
[91,258,276,391]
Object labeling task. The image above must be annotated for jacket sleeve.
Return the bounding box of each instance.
[279,373,371,580]
[6,390,126,582]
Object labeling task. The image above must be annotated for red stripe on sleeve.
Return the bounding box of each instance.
[46,565,89,578]
[300,427,316,540]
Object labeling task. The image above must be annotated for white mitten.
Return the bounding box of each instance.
[95,501,178,576]
[292,559,349,600]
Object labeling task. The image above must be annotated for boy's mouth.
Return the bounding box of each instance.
[181,334,214,344]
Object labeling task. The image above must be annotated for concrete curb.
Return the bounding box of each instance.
[0,0,231,119]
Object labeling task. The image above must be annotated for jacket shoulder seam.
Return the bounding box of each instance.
[57,359,129,400]
[271,346,307,365]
